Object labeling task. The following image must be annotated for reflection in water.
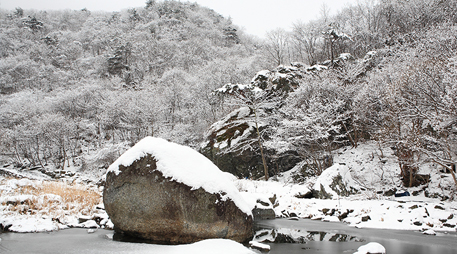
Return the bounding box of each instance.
[253,219,457,254]
[253,228,364,244]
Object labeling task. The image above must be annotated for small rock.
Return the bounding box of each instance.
[383,188,397,197]
[423,229,436,235]
[81,220,99,229]
[87,228,98,234]
[361,216,371,222]
[434,205,445,210]
[413,221,423,226]
[256,199,270,207]
[78,215,93,224]
[268,194,277,205]
[249,241,270,251]
[338,209,352,220]
[412,190,422,196]
[409,205,419,210]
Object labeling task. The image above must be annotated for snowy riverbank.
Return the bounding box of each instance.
[1,142,456,249]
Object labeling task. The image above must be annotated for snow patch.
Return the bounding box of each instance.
[1,217,60,233]
[164,239,256,254]
[353,242,386,254]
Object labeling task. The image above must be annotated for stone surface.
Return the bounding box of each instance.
[252,208,276,221]
[103,154,253,244]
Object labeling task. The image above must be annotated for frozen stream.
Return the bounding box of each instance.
[255,218,457,254]
[1,219,456,253]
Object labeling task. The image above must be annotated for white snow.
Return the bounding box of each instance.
[353,242,386,254]
[233,142,457,232]
[106,137,252,216]
[338,53,353,60]
[87,228,98,233]
[81,220,99,229]
[1,217,61,233]
[1,140,456,249]
[306,64,328,72]
[313,164,358,199]
[249,240,271,251]
[158,239,255,254]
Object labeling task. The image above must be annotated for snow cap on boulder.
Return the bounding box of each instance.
[107,136,251,216]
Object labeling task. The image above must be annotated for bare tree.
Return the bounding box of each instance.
[291,21,320,65]
[264,28,291,67]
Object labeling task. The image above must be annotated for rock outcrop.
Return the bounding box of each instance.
[312,164,359,199]
[103,137,253,244]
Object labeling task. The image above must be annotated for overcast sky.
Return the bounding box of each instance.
[0,0,358,38]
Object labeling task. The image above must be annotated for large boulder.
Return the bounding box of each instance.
[103,137,253,244]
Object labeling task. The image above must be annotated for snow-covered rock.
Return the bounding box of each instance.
[353,242,386,254]
[249,241,271,251]
[423,229,436,235]
[104,137,253,244]
[313,164,359,199]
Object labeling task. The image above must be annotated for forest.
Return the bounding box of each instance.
[1,0,456,190]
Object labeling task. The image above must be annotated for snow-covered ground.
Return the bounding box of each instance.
[235,142,457,232]
[0,176,110,233]
[1,141,456,252]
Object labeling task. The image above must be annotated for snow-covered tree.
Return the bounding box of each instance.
[269,79,347,175]
[212,82,280,180]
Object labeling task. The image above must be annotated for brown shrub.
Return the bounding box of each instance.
[1,178,101,217]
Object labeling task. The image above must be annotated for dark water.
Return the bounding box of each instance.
[0,219,456,253]
[256,218,457,254]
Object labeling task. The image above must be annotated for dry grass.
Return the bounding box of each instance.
[1,177,102,217]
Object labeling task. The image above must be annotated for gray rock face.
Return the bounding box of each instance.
[252,208,275,220]
[103,154,253,244]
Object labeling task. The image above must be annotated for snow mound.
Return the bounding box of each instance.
[353,242,386,254]
[313,164,358,199]
[107,137,252,215]
[0,217,61,233]
[142,239,257,254]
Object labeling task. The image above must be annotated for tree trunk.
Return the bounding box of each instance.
[341,121,357,148]
[61,139,66,176]
[13,141,22,165]
[253,108,269,181]
[35,135,44,168]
